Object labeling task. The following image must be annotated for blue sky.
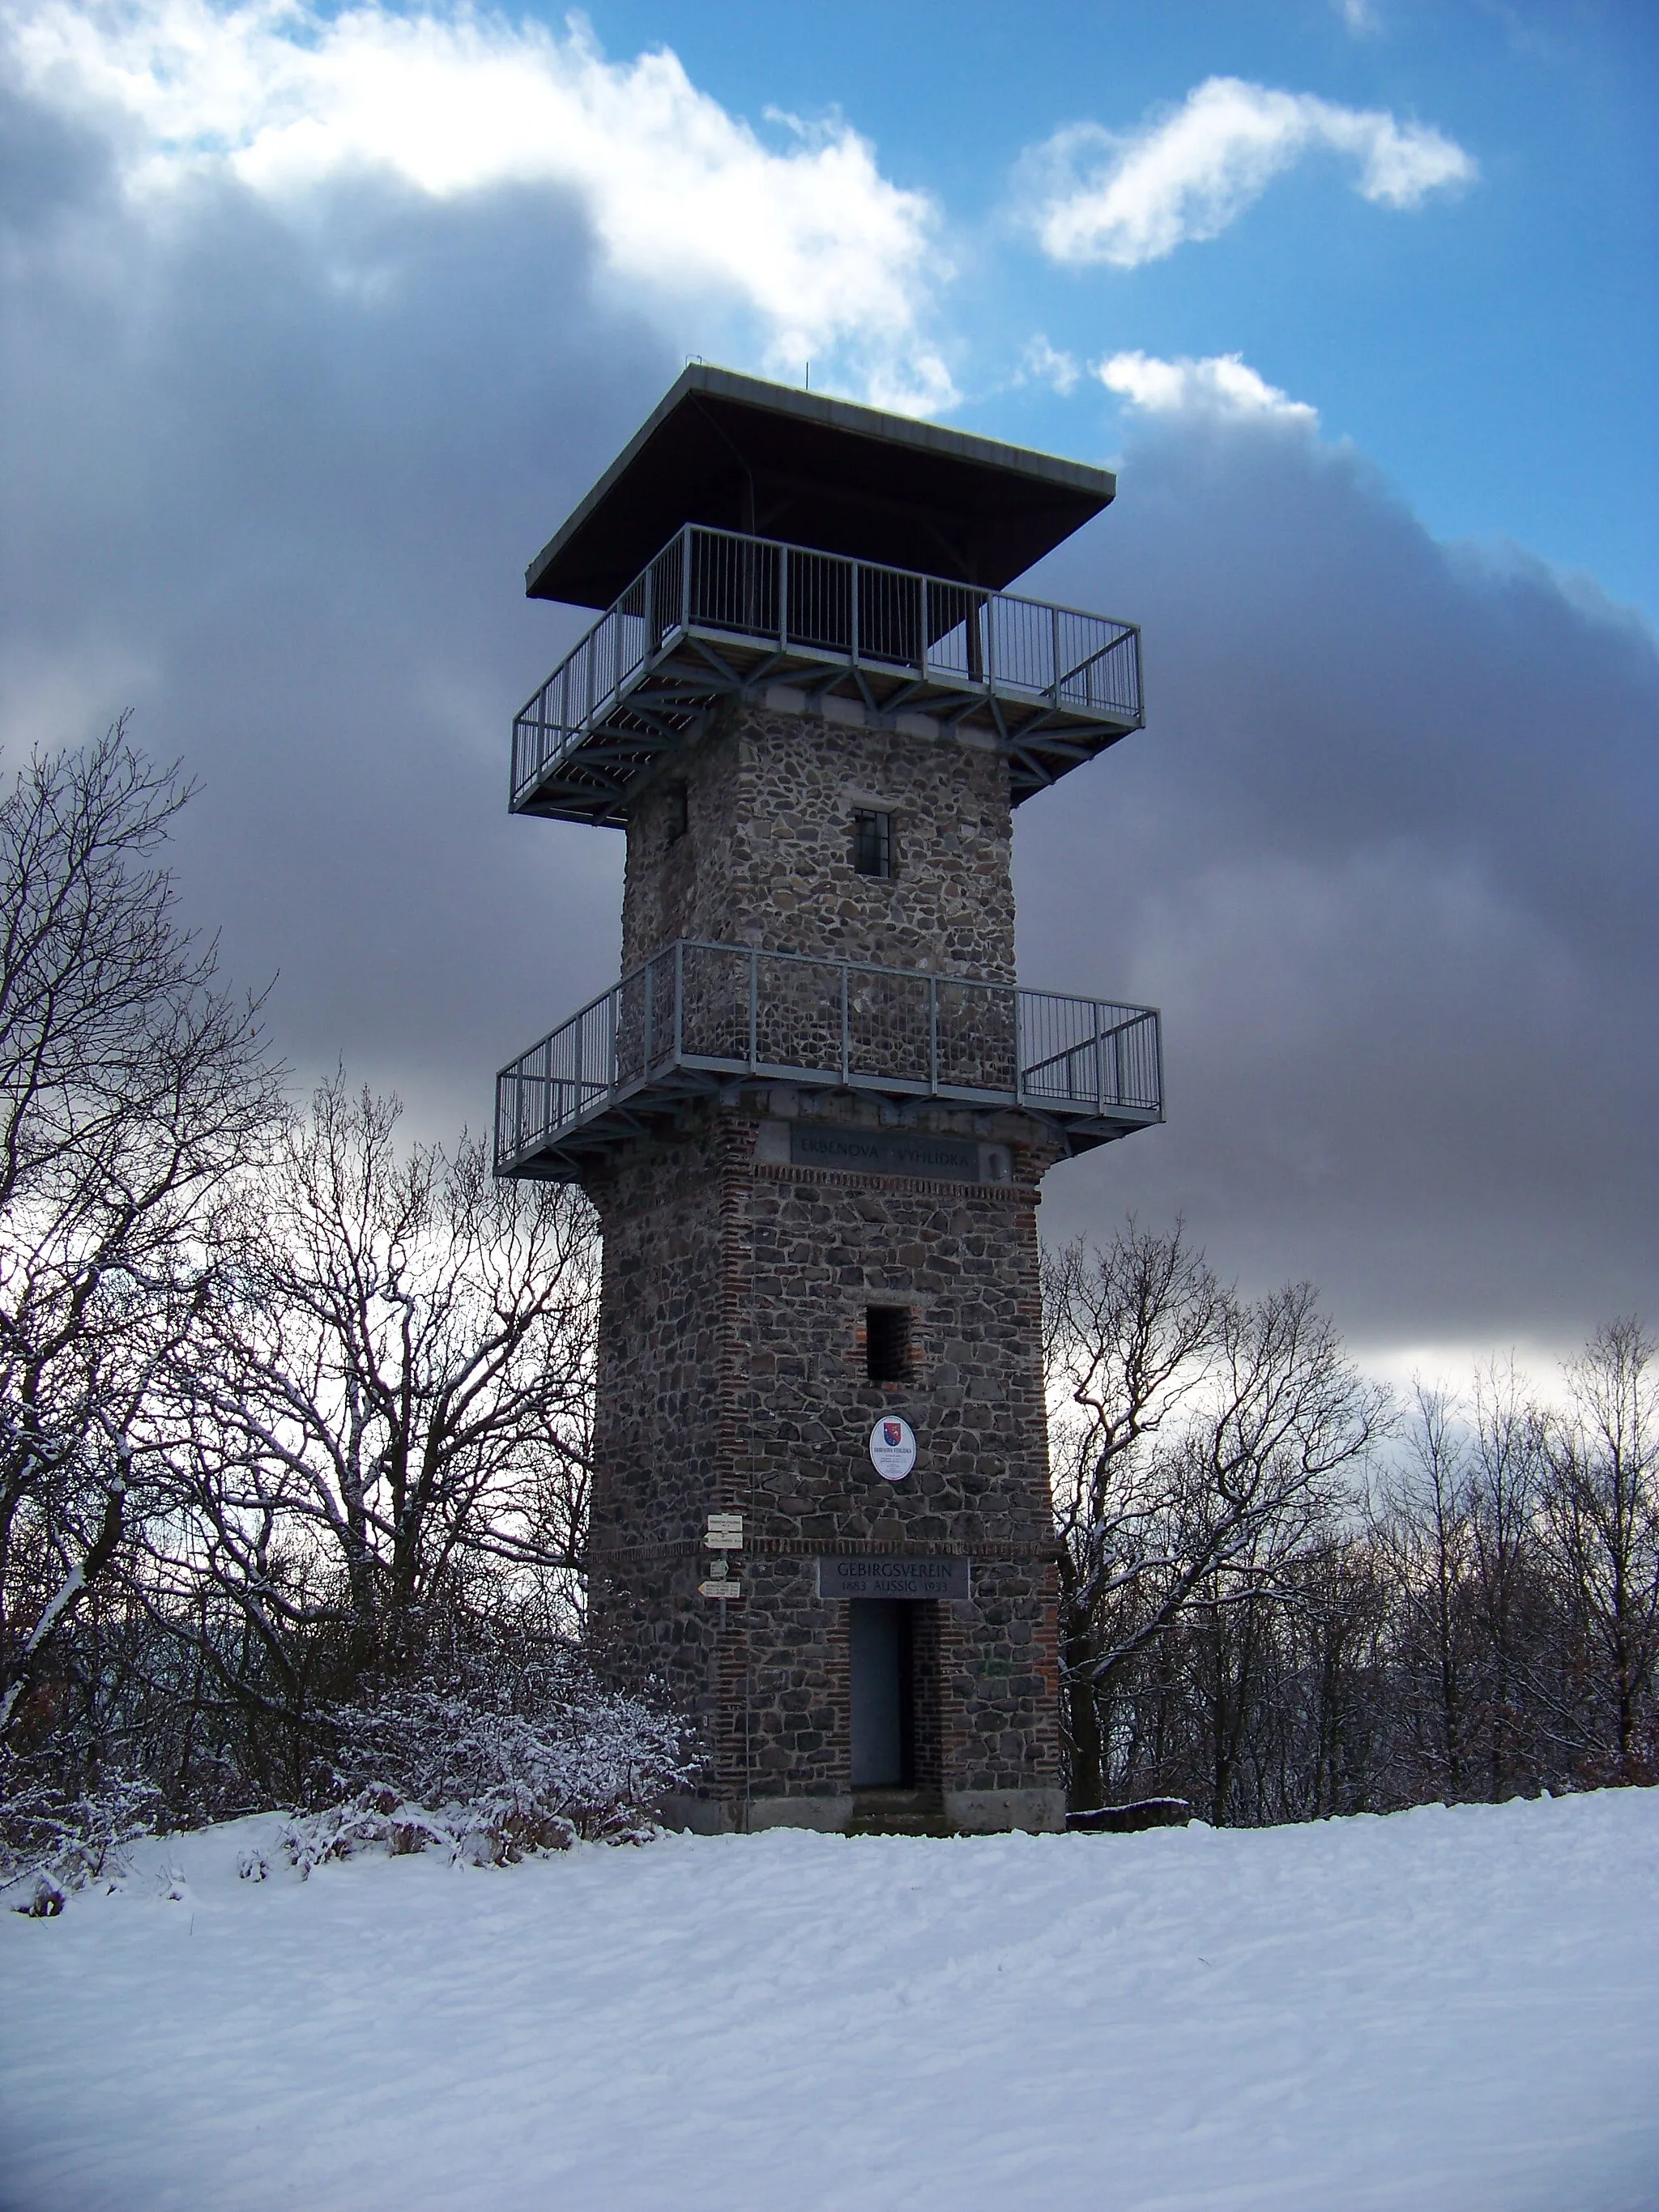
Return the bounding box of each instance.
[2,0,1654,1364]
[586,0,1658,618]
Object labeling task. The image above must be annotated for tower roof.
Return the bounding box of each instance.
[527,365,1115,608]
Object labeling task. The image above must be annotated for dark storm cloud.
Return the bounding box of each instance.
[1,133,672,1132]
[1,81,1653,1352]
[1015,418,1658,1345]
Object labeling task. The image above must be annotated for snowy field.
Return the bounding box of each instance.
[2,1792,1657,2212]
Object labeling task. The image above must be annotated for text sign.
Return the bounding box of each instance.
[817,1556,971,1602]
[790,1126,980,1179]
[869,1416,918,1481]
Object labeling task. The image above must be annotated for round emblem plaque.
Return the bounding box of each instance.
[868,1415,918,1482]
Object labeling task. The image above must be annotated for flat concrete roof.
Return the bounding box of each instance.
[527,365,1115,608]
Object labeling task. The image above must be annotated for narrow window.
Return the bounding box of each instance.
[665,782,689,842]
[866,1305,910,1383]
[852,809,892,880]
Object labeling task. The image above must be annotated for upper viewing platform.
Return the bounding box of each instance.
[512,368,1143,826]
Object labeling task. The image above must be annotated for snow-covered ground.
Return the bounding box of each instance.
[3,1792,1657,2212]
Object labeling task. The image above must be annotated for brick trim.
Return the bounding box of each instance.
[590,1537,1064,1566]
[753,1160,1039,1204]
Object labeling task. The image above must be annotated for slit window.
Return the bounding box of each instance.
[852,809,893,880]
[866,1305,910,1383]
[665,782,689,842]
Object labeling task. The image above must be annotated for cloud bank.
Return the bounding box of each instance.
[1017,408,1657,1348]
[0,11,1650,1355]
[5,0,953,409]
[1026,75,1474,266]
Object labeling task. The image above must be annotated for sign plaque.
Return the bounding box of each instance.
[790,1125,981,1179]
[817,1556,971,1601]
[705,1513,744,1549]
[868,1416,918,1481]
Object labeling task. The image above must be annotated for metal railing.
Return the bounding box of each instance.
[496,939,1161,1170]
[512,525,1142,808]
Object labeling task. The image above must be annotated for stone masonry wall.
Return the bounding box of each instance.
[585,1131,727,1735]
[584,1093,1064,1823]
[586,692,1063,1830]
[620,697,1017,982]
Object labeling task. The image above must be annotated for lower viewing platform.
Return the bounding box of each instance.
[495,939,1162,1180]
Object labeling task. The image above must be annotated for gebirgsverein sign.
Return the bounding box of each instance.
[816,1556,971,1600]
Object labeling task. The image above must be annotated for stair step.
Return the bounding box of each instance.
[849,1788,951,1838]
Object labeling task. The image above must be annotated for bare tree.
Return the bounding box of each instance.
[0,722,278,1742]
[1046,1221,1222,1808]
[160,1077,597,1754]
[1164,1285,1388,1821]
[1542,1319,1659,1782]
[1372,1383,1478,1797]
[1047,1223,1387,1812]
[1463,1360,1554,1796]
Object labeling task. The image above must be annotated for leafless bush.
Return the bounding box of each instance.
[278,1651,691,1873]
[0,1746,160,1903]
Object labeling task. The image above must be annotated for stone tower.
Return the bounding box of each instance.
[497,369,1160,1834]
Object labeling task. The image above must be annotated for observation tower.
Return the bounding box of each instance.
[497,366,1160,1834]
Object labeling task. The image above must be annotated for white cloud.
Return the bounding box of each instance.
[1096,350,1319,425]
[1026,75,1475,267]
[1015,334,1081,394]
[4,0,955,411]
[1335,0,1383,37]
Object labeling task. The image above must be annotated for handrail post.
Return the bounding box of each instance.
[1114,1017,1128,1110]
[681,525,693,633]
[1014,987,1025,1106]
[1051,604,1062,703]
[919,579,929,686]
[674,939,684,1063]
[840,962,851,1085]
[986,592,996,692]
[1094,1004,1106,1111]
[928,974,938,1093]
[778,542,788,651]
[849,557,859,667]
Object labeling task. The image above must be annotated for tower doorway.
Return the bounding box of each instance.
[849,1600,915,1787]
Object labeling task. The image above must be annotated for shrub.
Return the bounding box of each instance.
[0,1750,160,1906]
[278,1655,691,1875]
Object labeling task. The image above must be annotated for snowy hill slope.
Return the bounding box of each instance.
[2,1791,1656,2212]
